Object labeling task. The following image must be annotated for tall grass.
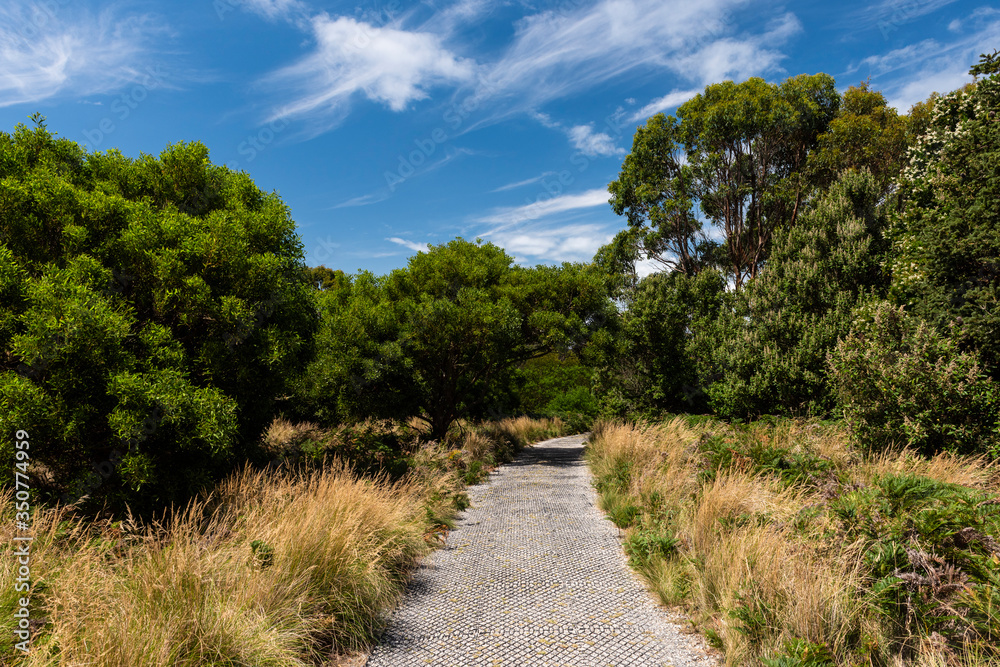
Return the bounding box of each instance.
[586,418,1000,667]
[1,465,427,666]
[1,416,568,665]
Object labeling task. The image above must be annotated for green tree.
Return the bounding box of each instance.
[707,169,891,419]
[0,121,316,508]
[606,73,840,290]
[304,265,348,291]
[887,51,1000,381]
[298,239,611,439]
[515,352,593,415]
[591,268,727,418]
[805,82,910,196]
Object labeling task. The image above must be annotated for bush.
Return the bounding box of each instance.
[708,169,890,420]
[828,301,1000,457]
[592,269,727,418]
[0,121,317,510]
[887,53,1000,381]
[544,385,598,432]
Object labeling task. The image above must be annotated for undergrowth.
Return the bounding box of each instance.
[587,417,1000,667]
[0,416,568,665]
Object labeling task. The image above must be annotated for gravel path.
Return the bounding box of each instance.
[365,434,719,667]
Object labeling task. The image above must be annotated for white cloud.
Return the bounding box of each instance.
[856,0,960,34]
[491,172,558,192]
[467,0,799,120]
[333,191,391,208]
[0,4,164,107]
[631,88,700,122]
[857,12,1000,111]
[567,124,625,157]
[476,188,610,229]
[387,237,430,252]
[490,223,614,263]
[263,13,475,124]
[529,111,624,157]
[671,13,802,85]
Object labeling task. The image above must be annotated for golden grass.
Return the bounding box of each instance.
[860,447,999,489]
[585,417,1000,667]
[2,464,428,666]
[2,416,565,665]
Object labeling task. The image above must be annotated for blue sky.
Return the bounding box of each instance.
[1,0,996,275]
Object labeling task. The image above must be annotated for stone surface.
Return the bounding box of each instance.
[365,434,719,667]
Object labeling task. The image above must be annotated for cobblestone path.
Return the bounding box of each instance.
[365,434,718,667]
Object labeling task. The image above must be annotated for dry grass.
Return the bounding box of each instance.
[859,447,999,489]
[2,464,428,666]
[586,417,1000,667]
[2,416,565,665]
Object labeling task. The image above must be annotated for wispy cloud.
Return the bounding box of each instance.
[230,0,305,20]
[669,12,802,85]
[465,0,799,123]
[490,223,615,263]
[529,111,625,157]
[476,188,610,230]
[0,3,165,107]
[631,88,701,121]
[332,191,391,208]
[491,172,558,193]
[262,13,475,126]
[387,237,430,252]
[855,8,1000,111]
[851,0,960,36]
[253,0,803,137]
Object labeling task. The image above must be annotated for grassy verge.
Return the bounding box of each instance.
[586,418,1000,667]
[1,416,567,665]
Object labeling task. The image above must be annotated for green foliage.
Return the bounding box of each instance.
[517,352,593,409]
[730,592,780,646]
[606,73,839,290]
[607,500,641,529]
[0,122,316,509]
[806,83,910,196]
[761,638,835,667]
[696,423,834,488]
[544,386,598,432]
[708,169,891,419]
[592,269,728,418]
[828,301,1000,457]
[831,472,1000,652]
[298,239,611,438]
[887,52,1000,382]
[250,539,275,569]
[624,526,678,566]
[303,265,348,291]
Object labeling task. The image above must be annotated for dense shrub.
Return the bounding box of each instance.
[0,121,317,509]
[887,52,1000,381]
[592,269,728,418]
[828,301,1000,457]
[708,169,891,419]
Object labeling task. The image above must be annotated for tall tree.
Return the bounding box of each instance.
[887,51,1000,380]
[708,169,891,419]
[805,82,911,197]
[606,73,840,290]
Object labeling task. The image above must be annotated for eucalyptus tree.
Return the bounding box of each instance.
[605,73,840,290]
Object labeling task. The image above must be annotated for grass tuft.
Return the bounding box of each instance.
[586,417,1000,667]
